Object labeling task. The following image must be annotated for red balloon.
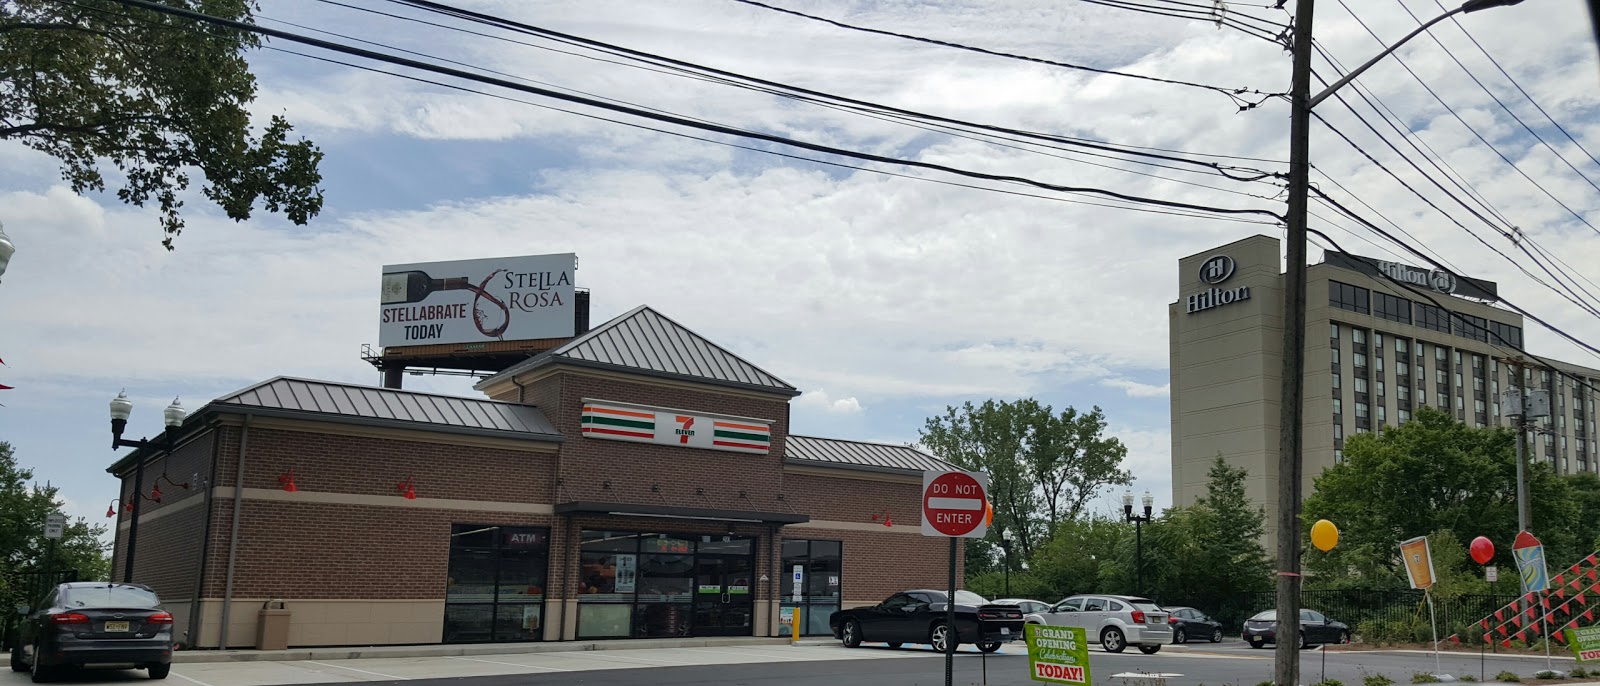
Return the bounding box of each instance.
[1471,536,1496,565]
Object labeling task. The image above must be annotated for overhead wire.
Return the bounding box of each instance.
[1074,0,1290,43]
[103,0,1285,224]
[723,0,1283,110]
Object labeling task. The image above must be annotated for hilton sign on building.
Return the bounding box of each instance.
[1169,235,1600,550]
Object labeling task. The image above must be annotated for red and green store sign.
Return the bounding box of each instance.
[580,399,773,455]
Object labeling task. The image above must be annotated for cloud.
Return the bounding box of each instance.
[1101,378,1172,398]
[795,389,864,414]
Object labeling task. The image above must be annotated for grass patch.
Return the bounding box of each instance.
[1312,680,1346,686]
[1494,671,1521,683]
[1364,675,1395,686]
[1412,674,1442,684]
[1570,666,1589,679]
[1461,676,1477,682]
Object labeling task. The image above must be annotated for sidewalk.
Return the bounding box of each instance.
[174,636,812,663]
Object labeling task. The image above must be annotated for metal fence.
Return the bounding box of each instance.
[1212,589,1520,643]
[0,570,79,650]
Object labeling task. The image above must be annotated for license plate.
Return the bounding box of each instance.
[1001,627,1010,635]
[104,621,130,632]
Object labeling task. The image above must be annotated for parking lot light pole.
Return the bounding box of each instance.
[1000,528,1015,596]
[110,392,187,583]
[1123,491,1154,597]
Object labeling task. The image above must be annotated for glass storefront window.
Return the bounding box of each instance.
[577,531,758,639]
[445,525,549,643]
[782,539,843,637]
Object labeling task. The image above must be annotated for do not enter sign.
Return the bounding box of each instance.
[922,470,990,538]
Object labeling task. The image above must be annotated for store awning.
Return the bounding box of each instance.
[553,501,810,525]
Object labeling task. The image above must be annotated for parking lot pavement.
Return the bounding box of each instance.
[1,643,937,686]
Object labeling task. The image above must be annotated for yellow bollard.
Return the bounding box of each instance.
[791,608,802,644]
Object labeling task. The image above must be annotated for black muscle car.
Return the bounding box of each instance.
[829,590,1025,653]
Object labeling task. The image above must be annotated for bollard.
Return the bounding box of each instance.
[792,608,802,644]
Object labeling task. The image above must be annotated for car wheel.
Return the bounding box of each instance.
[148,664,171,680]
[931,623,958,654]
[1211,628,1223,643]
[1173,628,1187,644]
[1300,633,1312,650]
[1339,630,1351,645]
[10,644,26,673]
[1139,645,1161,655]
[978,642,1002,653]
[841,620,863,649]
[1101,627,1127,653]
[887,642,902,649]
[1249,638,1264,649]
[29,645,52,684]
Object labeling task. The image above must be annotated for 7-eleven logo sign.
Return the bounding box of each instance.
[674,416,696,443]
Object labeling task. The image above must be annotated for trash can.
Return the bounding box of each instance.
[256,600,290,651]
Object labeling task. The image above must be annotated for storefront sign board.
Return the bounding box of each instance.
[581,399,772,455]
[1027,624,1091,684]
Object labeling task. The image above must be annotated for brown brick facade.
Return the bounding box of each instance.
[109,367,962,649]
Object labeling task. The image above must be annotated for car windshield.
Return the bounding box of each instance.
[62,586,159,609]
[927,591,989,605]
[1251,610,1276,621]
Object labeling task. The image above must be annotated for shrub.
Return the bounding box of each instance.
[1313,680,1346,686]
[1570,666,1589,679]
[1258,681,1275,686]
[1460,676,1477,682]
[1412,674,1441,684]
[1494,671,1520,683]
[1364,675,1395,686]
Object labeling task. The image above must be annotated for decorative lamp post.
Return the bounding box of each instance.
[110,392,187,582]
[1123,490,1154,597]
[999,528,1015,597]
[0,221,14,283]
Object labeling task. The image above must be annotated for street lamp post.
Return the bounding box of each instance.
[1123,490,1154,598]
[1275,1,1524,683]
[110,391,187,583]
[999,528,1015,597]
[0,221,15,283]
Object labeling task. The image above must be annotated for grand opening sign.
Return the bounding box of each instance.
[1027,624,1091,684]
[378,253,576,347]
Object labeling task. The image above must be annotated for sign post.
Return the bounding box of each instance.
[922,470,990,686]
[1026,624,1092,685]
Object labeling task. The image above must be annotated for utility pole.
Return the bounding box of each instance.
[1275,0,1316,681]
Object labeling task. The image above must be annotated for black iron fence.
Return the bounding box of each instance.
[1209,589,1520,644]
[0,570,78,650]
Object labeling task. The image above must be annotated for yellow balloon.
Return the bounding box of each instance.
[1311,519,1340,552]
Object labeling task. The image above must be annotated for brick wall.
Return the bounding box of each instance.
[111,429,217,595]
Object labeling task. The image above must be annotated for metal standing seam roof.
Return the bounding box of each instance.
[476,305,797,395]
[217,376,561,437]
[785,435,956,473]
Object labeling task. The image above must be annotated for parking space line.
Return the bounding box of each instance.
[555,652,701,666]
[171,671,220,686]
[303,661,409,680]
[682,647,809,661]
[445,656,570,672]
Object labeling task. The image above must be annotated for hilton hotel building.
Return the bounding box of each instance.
[1170,235,1600,541]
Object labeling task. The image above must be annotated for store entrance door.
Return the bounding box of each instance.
[692,554,754,636]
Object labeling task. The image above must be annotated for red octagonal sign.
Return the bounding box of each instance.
[922,470,990,538]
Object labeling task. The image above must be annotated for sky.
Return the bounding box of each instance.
[2,0,1599,539]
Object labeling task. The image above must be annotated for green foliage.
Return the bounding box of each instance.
[1257,681,1274,686]
[1494,671,1521,683]
[1304,407,1586,591]
[1364,674,1395,686]
[1411,673,1442,684]
[0,0,324,247]
[0,441,111,613]
[1312,680,1346,686]
[1568,667,1588,679]
[1460,675,1477,682]
[1357,617,1431,645]
[921,399,1130,567]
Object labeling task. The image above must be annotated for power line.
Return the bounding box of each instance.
[1330,0,1600,237]
[104,0,1284,224]
[1075,0,1289,43]
[723,0,1282,109]
[376,0,1285,177]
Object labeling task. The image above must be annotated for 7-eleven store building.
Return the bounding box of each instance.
[108,305,967,648]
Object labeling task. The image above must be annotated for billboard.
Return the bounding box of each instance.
[379,254,576,347]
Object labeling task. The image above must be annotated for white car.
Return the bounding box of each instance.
[1023,594,1173,654]
[991,598,1052,615]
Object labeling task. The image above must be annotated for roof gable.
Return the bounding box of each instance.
[478,306,797,395]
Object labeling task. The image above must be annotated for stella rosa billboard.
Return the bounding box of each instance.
[378,253,576,347]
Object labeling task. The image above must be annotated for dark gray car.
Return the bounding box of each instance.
[10,582,174,682]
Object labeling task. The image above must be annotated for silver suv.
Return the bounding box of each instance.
[1022,594,1172,654]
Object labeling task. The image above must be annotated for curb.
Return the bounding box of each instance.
[173,636,793,663]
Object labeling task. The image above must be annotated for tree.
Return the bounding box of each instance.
[920,399,1132,561]
[1,0,325,248]
[0,440,111,613]
[1302,406,1580,588]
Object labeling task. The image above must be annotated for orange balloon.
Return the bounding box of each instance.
[984,500,994,526]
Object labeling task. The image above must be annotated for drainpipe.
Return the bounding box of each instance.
[218,415,251,650]
[184,422,220,648]
[557,516,572,641]
[511,377,525,403]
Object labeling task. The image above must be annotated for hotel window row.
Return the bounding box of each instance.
[1329,280,1523,347]
[1329,321,1600,474]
